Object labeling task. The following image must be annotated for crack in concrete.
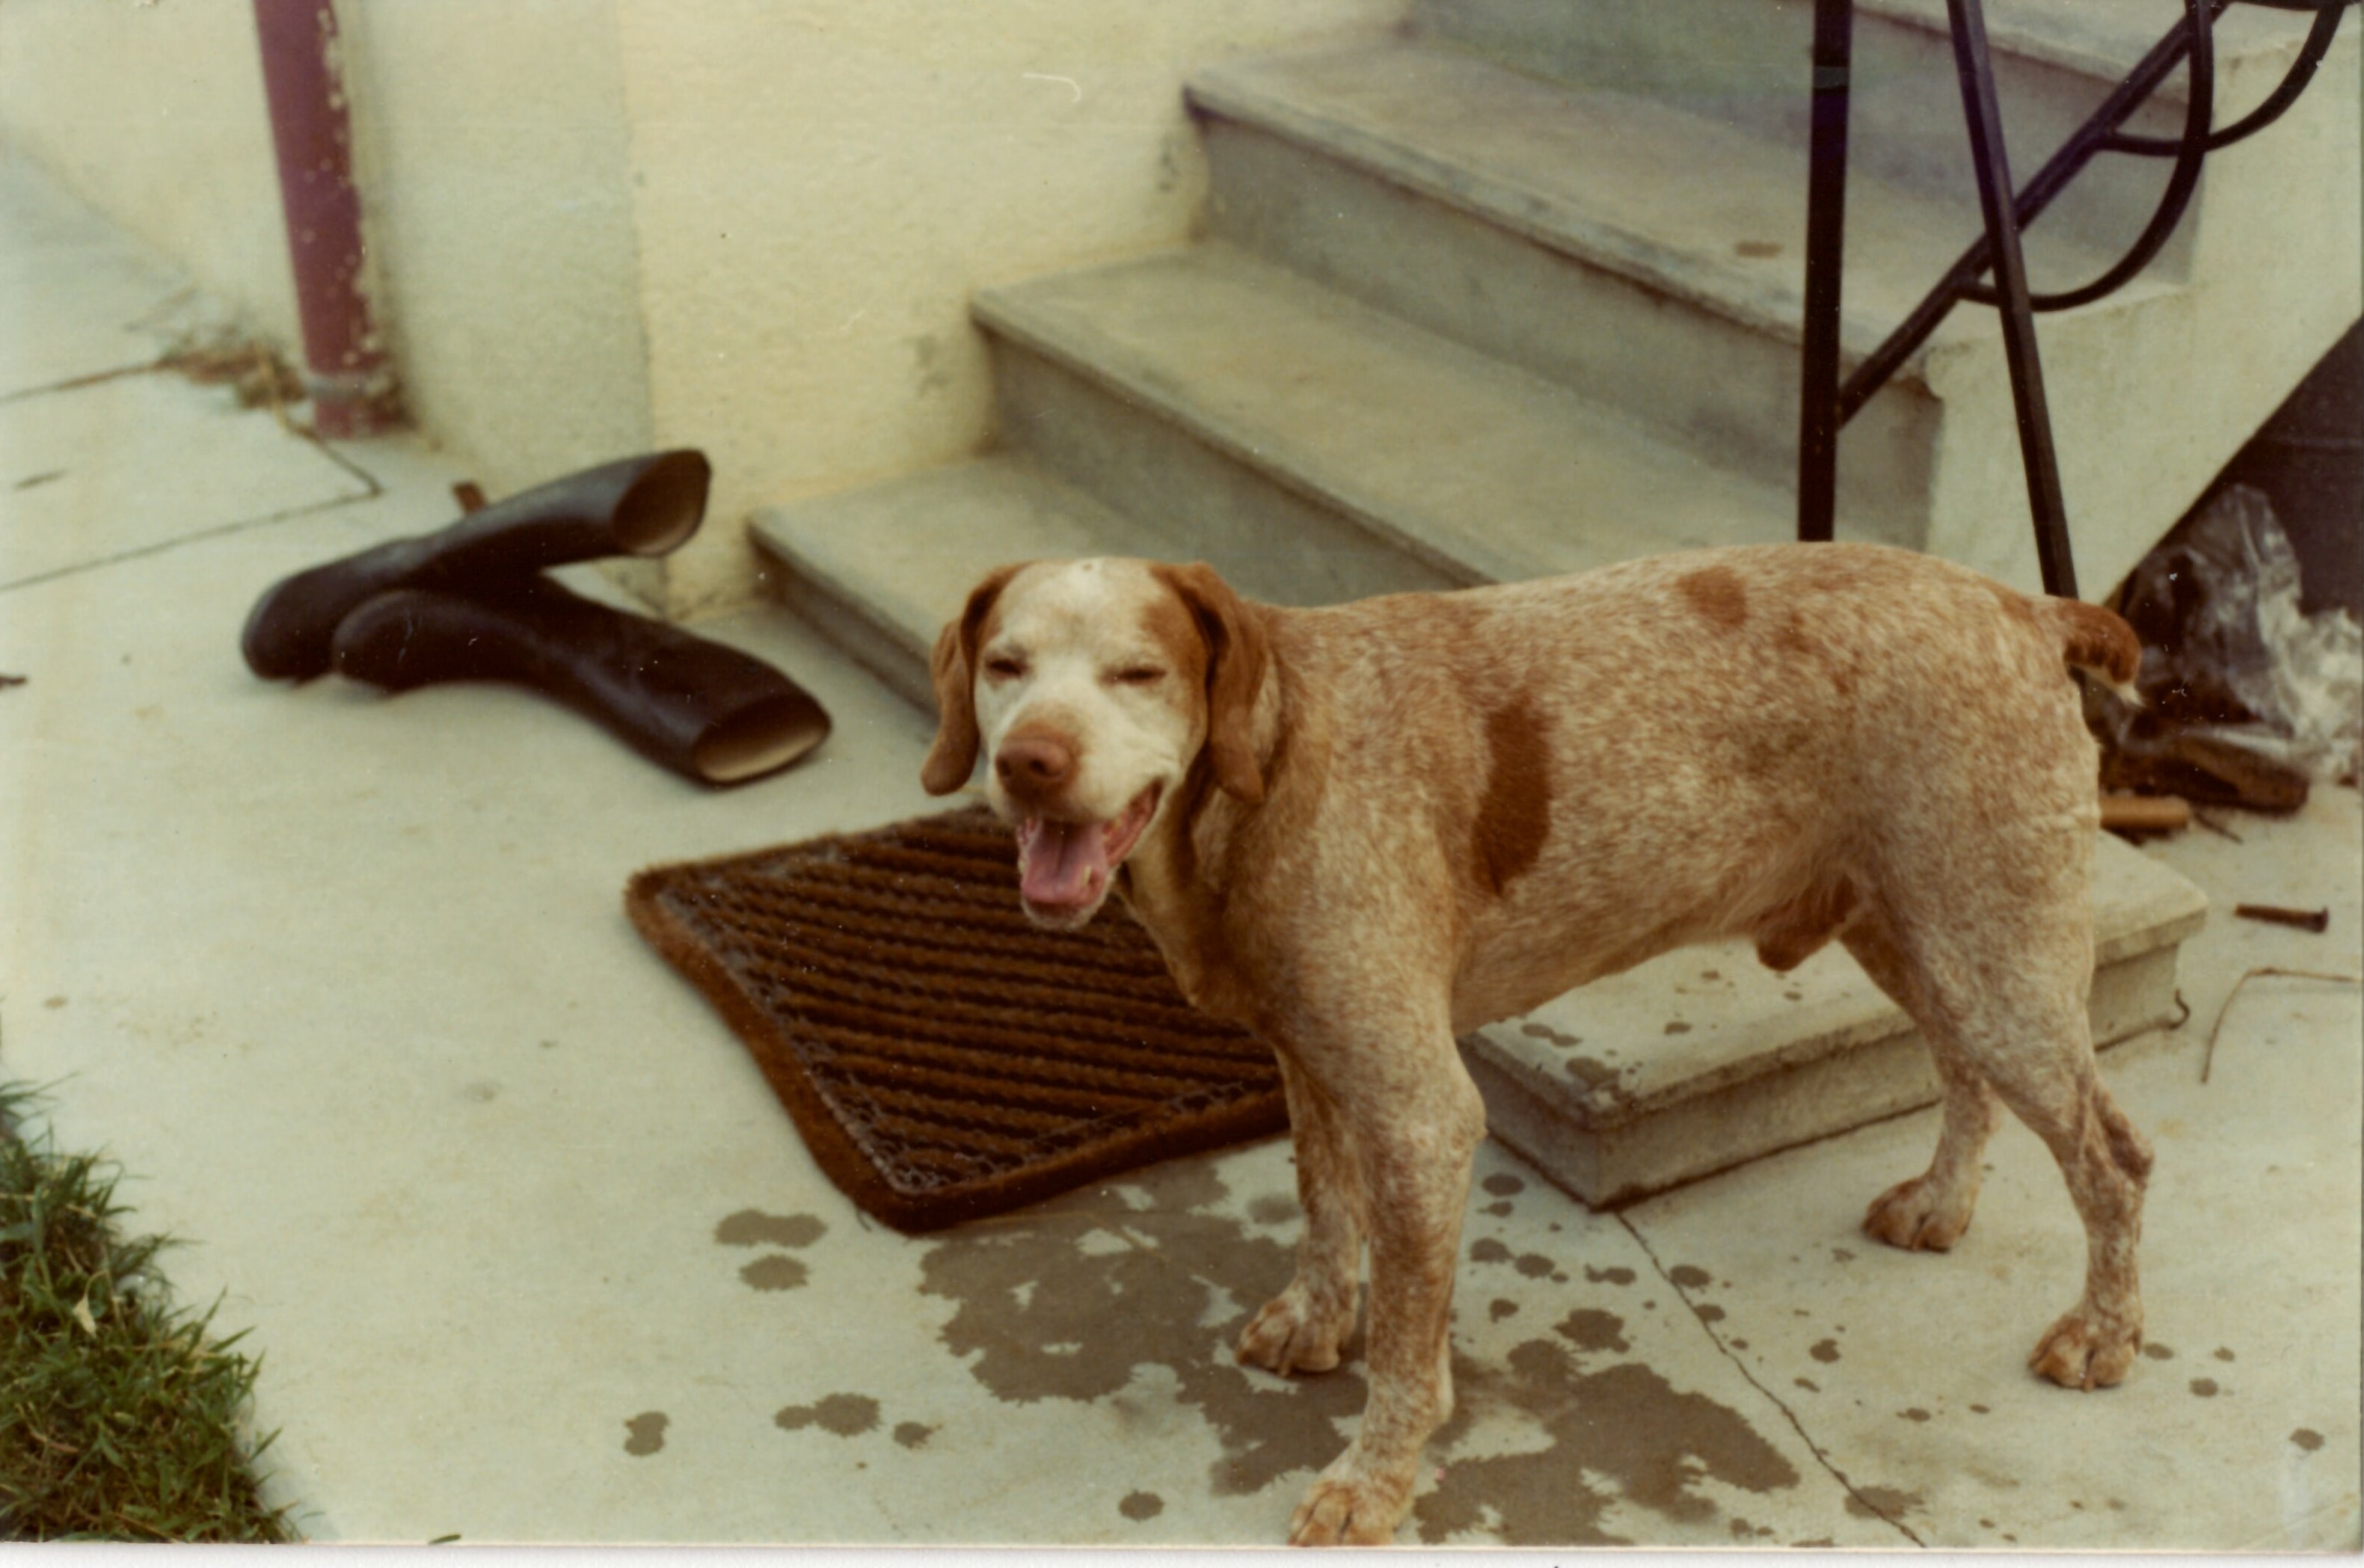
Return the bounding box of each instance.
[0,432,383,598]
[1615,1212,1926,1549]
[0,360,160,407]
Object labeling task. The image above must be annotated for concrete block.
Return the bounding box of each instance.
[1462,828,2208,1207]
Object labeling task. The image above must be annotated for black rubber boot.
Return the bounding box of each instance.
[242,449,711,680]
[328,579,831,786]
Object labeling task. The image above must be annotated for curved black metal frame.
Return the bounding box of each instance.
[1796,0,2355,600]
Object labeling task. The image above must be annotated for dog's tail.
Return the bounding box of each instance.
[2037,597,2143,706]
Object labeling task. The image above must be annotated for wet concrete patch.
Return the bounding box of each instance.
[716,1209,827,1249]
[917,1157,1368,1500]
[1554,1308,1629,1355]
[1844,1484,1924,1525]
[1120,1491,1165,1521]
[740,1255,811,1291]
[776,1394,882,1436]
[1416,1335,1801,1545]
[893,1421,936,1449]
[623,1412,669,1457]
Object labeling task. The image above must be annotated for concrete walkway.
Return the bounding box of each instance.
[2,148,2357,1549]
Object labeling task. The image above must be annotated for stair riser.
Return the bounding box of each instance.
[1203,114,1940,547]
[761,553,936,712]
[1467,934,2183,1208]
[992,339,1473,603]
[1413,0,2204,278]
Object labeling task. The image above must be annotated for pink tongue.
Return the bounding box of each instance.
[1023,819,1107,906]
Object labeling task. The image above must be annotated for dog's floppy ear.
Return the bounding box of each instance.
[920,565,1025,795]
[1155,562,1269,805]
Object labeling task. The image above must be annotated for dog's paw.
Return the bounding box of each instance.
[1862,1174,1974,1252]
[1288,1455,1413,1546]
[2029,1307,2140,1391]
[1237,1282,1355,1377]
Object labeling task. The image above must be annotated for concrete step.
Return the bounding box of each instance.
[1462,828,2208,1206]
[1191,40,2155,541]
[749,455,1167,710]
[976,242,1796,606]
[1188,33,2355,600]
[1409,0,2337,277]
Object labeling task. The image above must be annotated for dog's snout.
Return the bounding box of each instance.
[996,731,1076,801]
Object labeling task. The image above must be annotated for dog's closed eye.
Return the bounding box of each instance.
[1109,665,1167,687]
[984,654,1028,680]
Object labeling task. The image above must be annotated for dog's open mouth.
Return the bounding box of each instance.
[1015,782,1161,926]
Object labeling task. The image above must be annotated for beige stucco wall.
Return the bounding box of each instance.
[0,0,299,351]
[1,0,1405,612]
[612,0,1407,614]
[337,0,658,517]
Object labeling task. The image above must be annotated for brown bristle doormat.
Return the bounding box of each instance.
[624,804,1286,1233]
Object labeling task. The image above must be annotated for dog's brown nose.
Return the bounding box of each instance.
[996,733,1075,801]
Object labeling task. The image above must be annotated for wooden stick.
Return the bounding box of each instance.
[2100,793,2190,833]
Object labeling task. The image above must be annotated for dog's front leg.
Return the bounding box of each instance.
[1240,1052,1365,1376]
[1286,1022,1487,1547]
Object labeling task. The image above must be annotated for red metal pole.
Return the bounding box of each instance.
[253,0,401,437]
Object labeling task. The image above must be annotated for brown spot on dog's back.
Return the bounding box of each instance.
[1677,565,1749,631]
[1476,694,1552,894]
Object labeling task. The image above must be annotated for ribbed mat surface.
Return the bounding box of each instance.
[625,804,1286,1232]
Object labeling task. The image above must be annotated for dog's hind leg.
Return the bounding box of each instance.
[1850,884,2149,1389]
[1238,1052,1364,1377]
[1844,917,2003,1252]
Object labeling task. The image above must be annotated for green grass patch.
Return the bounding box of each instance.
[0,1083,292,1541]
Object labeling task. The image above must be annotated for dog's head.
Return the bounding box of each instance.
[921,558,1268,929]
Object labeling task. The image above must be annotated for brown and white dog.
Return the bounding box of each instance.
[919,543,2152,1546]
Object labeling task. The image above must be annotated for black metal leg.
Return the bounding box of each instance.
[1945,0,2080,598]
[1798,0,1854,543]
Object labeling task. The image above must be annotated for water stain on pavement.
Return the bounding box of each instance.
[776,1394,882,1436]
[893,1421,936,1449]
[739,1255,810,1291]
[1120,1491,1165,1521]
[623,1412,669,1457]
[716,1210,827,1249]
[918,1157,1367,1498]
[1845,1484,1924,1523]
[1418,1334,1799,1545]
[718,1210,826,1291]
[1554,1308,1629,1355]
